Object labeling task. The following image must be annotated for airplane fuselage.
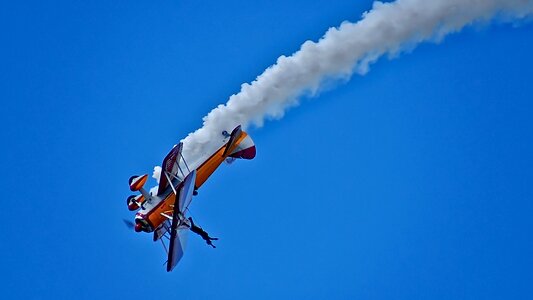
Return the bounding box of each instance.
[135,131,253,232]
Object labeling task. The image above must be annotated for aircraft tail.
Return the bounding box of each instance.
[227,132,256,160]
[222,125,256,160]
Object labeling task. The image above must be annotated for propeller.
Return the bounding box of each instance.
[123,219,135,230]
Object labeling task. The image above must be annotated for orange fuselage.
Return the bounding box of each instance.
[144,132,249,230]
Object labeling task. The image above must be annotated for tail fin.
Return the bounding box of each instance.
[222,125,243,157]
[222,125,256,160]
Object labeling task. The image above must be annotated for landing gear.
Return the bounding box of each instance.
[128,175,139,185]
[127,195,139,211]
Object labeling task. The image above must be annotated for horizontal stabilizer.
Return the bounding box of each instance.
[222,125,243,157]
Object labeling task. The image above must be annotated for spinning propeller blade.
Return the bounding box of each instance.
[123,219,135,229]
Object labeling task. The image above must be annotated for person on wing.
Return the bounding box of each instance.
[187,217,219,248]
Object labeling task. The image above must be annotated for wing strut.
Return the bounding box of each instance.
[164,171,178,195]
[157,142,183,196]
[160,238,168,255]
[180,152,191,173]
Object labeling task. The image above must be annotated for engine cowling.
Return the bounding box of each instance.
[134,218,151,233]
[129,174,148,191]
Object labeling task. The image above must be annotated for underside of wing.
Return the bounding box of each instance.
[166,170,197,272]
[178,169,196,213]
[157,142,183,196]
[166,225,188,272]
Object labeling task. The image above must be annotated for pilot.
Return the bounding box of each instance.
[187,217,219,248]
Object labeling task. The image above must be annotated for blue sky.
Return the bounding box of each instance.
[1,1,532,299]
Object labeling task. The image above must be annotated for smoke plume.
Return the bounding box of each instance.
[180,0,533,165]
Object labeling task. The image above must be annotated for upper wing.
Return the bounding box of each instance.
[166,224,187,272]
[178,169,197,213]
[166,170,197,272]
[157,142,183,196]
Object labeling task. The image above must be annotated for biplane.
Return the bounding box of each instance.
[125,125,256,271]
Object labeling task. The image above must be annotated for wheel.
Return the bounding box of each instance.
[128,175,139,185]
[127,195,139,211]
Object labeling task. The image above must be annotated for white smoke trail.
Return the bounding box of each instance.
[180,0,533,165]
